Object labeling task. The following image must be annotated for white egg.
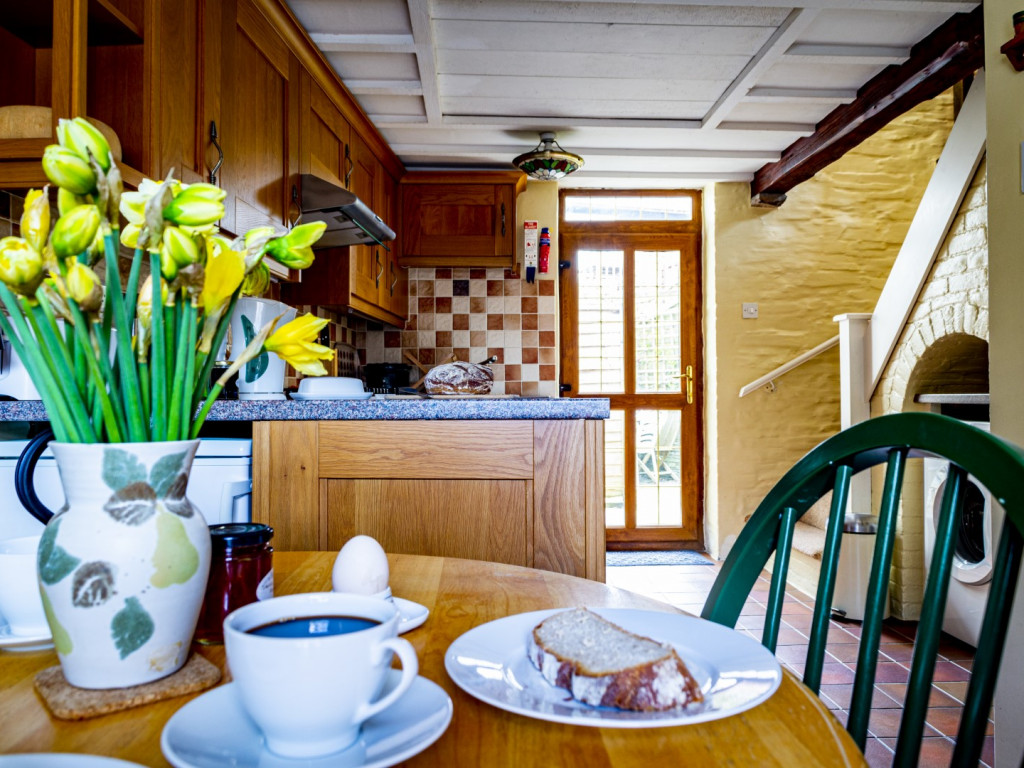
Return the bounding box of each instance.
[331,535,390,595]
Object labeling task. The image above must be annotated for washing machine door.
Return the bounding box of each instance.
[929,468,993,586]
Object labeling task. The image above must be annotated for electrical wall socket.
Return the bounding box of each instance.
[742,303,759,319]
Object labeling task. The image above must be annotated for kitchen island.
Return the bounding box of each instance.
[0,397,609,581]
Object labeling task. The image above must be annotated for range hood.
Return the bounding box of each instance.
[299,173,396,249]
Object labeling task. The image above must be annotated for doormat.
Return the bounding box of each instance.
[606,551,713,567]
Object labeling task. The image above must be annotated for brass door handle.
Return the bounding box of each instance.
[684,365,694,405]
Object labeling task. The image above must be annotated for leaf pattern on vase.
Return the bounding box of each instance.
[241,314,269,383]
[71,561,117,607]
[150,512,200,588]
[38,518,81,585]
[149,451,187,498]
[162,472,195,518]
[103,481,157,525]
[41,590,72,655]
[111,597,154,659]
[102,447,148,492]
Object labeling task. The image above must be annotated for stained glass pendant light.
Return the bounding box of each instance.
[513,132,585,180]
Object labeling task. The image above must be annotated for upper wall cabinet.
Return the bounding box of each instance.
[399,171,527,268]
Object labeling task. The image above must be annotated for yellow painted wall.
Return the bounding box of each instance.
[705,93,955,558]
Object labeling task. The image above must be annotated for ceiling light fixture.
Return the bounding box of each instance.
[513,132,584,180]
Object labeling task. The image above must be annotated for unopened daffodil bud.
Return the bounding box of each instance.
[64,262,103,313]
[162,184,226,228]
[240,260,270,297]
[57,117,112,172]
[264,313,334,376]
[0,237,44,297]
[120,222,143,250]
[42,145,96,196]
[242,226,276,270]
[162,226,200,268]
[57,187,90,217]
[20,189,50,254]
[51,205,102,260]
[266,222,326,270]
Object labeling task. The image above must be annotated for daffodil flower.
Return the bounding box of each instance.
[240,261,270,297]
[163,183,226,228]
[163,227,200,269]
[198,236,246,353]
[57,188,90,217]
[62,262,103,313]
[264,314,334,376]
[42,145,96,195]
[57,118,112,172]
[135,275,167,359]
[266,222,326,270]
[51,205,102,260]
[0,237,44,297]
[20,189,50,254]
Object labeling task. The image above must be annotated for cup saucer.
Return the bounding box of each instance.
[0,622,53,652]
[161,670,452,768]
[393,597,429,634]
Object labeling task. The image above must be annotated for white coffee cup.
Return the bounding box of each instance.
[223,592,418,759]
[0,536,48,637]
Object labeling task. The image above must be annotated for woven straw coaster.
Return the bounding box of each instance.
[34,653,222,720]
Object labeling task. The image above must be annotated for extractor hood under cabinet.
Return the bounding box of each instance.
[299,173,396,249]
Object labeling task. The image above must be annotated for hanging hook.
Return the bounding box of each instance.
[208,121,224,185]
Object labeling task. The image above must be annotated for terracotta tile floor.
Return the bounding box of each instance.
[605,560,990,767]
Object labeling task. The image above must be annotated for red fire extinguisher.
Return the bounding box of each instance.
[539,227,550,273]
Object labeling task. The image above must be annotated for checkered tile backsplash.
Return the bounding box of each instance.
[364,267,559,396]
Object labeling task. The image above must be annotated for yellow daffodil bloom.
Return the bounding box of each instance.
[120,222,143,249]
[240,261,270,297]
[42,145,96,196]
[57,118,112,172]
[198,236,246,353]
[264,314,334,376]
[0,237,44,297]
[20,189,50,254]
[135,275,167,359]
[266,222,326,270]
[63,262,103,313]
[51,205,102,260]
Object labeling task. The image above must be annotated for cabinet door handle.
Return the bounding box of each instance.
[344,144,353,188]
[289,184,302,228]
[375,251,383,288]
[500,202,506,237]
[389,261,397,296]
[208,121,224,185]
[684,364,694,405]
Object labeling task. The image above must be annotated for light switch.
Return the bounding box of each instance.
[742,303,759,319]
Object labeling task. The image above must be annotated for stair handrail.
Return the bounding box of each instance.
[738,334,839,397]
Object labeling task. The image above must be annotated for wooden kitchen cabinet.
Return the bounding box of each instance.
[399,170,527,268]
[300,74,352,189]
[251,419,606,581]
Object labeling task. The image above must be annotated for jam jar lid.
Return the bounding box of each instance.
[210,523,274,549]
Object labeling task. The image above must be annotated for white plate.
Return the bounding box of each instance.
[161,671,452,768]
[290,392,373,401]
[444,608,781,728]
[394,597,429,633]
[0,756,145,767]
[0,622,53,652]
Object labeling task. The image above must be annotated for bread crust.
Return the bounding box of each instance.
[528,609,704,712]
[424,361,494,394]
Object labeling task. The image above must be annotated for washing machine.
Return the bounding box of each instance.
[922,422,999,648]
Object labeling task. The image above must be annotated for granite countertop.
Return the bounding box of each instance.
[0,396,610,422]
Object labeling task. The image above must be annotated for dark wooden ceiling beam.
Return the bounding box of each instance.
[750,6,983,206]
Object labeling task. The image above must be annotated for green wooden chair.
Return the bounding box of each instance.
[701,412,1024,767]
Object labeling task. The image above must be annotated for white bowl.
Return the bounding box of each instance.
[298,376,366,396]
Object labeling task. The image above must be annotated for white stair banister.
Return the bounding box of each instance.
[835,313,872,518]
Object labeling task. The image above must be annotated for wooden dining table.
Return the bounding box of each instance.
[0,552,866,767]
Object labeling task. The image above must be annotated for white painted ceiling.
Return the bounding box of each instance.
[284,0,980,188]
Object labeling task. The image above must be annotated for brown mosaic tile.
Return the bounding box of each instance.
[454,347,470,361]
[436,347,453,362]
[503,314,522,331]
[435,296,452,314]
[505,364,521,381]
[453,268,470,279]
[539,280,555,296]
[435,331,452,347]
[487,280,503,296]
[487,347,504,364]
[538,314,555,331]
[521,280,538,296]
[470,268,486,279]
[453,280,469,296]
[401,331,418,347]
[539,347,556,365]
[418,349,435,365]
[523,330,539,347]
[384,331,401,348]
[539,331,556,348]
[418,297,435,313]
[522,347,538,364]
[521,296,538,313]
[505,381,522,395]
[453,314,470,330]
[409,281,418,296]
[436,268,452,279]
[522,381,539,396]
[504,269,517,280]
[487,314,503,330]
[470,330,487,347]
[470,297,487,313]
[522,314,538,330]
[539,365,556,381]
[405,314,418,330]
[417,280,434,297]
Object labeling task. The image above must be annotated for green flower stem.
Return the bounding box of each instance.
[71,327,86,396]
[124,246,143,328]
[139,360,151,427]
[192,293,239,414]
[191,382,223,439]
[28,300,96,442]
[164,303,177,428]
[149,252,167,441]
[0,286,75,442]
[103,233,147,442]
[181,302,199,440]
[60,297,123,442]
[87,319,128,442]
[167,300,195,440]
[90,379,102,431]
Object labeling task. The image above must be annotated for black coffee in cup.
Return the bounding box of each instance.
[247,615,380,638]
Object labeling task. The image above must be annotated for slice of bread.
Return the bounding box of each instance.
[527,608,703,712]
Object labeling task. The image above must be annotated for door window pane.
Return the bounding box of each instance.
[564,195,693,222]
[635,250,681,393]
[604,411,626,527]
[635,410,682,527]
[577,250,625,394]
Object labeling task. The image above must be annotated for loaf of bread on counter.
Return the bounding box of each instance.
[424,361,494,395]
[527,608,704,712]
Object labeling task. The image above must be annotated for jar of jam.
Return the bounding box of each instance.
[195,523,274,644]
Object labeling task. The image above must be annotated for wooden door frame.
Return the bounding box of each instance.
[558,190,704,550]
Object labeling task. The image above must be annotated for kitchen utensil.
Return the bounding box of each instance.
[364,363,412,394]
[297,376,365,396]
